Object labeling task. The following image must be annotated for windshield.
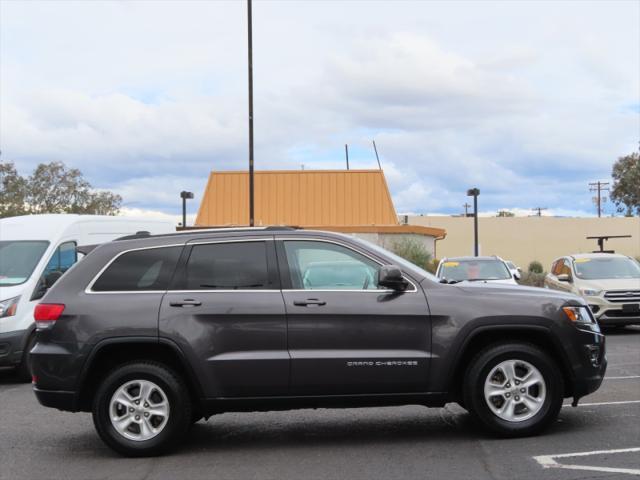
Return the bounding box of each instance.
[350,237,440,282]
[0,241,50,286]
[439,259,512,281]
[573,257,640,280]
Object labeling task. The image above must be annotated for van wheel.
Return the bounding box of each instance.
[92,362,192,457]
[16,333,37,382]
[463,343,563,437]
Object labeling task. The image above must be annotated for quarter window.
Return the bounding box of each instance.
[92,246,182,292]
[182,242,269,290]
[44,241,77,277]
[283,240,380,290]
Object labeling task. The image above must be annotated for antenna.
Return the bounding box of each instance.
[586,235,631,253]
[372,140,382,170]
[345,144,350,170]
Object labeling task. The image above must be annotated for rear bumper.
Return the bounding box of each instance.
[0,329,29,367]
[33,387,78,411]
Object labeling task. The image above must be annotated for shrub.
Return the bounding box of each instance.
[518,272,546,288]
[528,260,544,274]
[390,238,432,269]
[425,258,440,275]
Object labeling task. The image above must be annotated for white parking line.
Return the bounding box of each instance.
[563,399,640,407]
[534,447,640,476]
[606,375,640,380]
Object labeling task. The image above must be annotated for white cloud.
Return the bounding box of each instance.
[1,0,638,218]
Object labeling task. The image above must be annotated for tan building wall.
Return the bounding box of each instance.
[409,216,640,271]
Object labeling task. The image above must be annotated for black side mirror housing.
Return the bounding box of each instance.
[378,265,409,291]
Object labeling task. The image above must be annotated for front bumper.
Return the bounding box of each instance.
[0,329,30,367]
[584,295,640,326]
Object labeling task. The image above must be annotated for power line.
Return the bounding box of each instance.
[589,181,610,218]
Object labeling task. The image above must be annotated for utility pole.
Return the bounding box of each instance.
[247,0,255,226]
[466,188,480,256]
[589,181,610,218]
[463,203,471,217]
[532,207,547,217]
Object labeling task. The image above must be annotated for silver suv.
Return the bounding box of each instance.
[544,253,640,327]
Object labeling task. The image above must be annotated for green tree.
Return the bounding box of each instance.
[0,161,122,217]
[610,152,640,216]
[0,162,27,217]
[390,237,432,269]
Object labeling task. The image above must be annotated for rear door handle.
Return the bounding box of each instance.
[169,299,202,307]
[293,299,326,307]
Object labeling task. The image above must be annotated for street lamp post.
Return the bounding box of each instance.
[466,188,480,256]
[180,191,194,228]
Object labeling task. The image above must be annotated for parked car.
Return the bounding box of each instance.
[32,228,605,456]
[505,260,523,280]
[436,256,518,285]
[0,214,175,379]
[544,253,640,327]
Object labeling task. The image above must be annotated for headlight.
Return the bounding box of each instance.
[563,306,596,325]
[0,296,20,318]
[580,288,602,296]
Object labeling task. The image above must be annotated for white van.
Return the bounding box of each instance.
[0,214,175,378]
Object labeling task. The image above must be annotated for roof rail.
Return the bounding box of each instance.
[115,231,152,241]
[115,225,300,242]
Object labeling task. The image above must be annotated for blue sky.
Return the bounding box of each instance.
[1,0,638,220]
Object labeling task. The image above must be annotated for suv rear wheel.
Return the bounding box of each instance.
[92,362,192,456]
[463,342,563,437]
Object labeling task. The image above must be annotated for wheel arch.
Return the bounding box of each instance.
[77,337,204,412]
[448,326,575,401]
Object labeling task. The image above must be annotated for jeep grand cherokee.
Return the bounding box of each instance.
[31,227,606,456]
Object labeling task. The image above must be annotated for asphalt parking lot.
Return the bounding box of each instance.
[1,327,638,480]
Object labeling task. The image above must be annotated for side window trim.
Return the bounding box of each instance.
[168,238,281,292]
[85,244,185,294]
[275,238,417,293]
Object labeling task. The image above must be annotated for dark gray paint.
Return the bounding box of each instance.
[30,228,606,415]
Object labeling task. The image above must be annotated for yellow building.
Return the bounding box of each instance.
[195,169,446,255]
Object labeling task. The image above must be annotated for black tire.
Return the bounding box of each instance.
[463,342,563,437]
[92,362,192,457]
[16,333,37,382]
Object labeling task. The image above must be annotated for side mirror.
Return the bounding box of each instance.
[378,265,409,291]
[557,273,571,282]
[513,272,522,281]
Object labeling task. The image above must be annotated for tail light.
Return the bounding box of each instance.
[34,303,65,329]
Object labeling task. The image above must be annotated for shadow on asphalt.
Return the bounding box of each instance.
[601,325,640,337]
[0,367,25,385]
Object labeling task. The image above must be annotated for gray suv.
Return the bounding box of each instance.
[31,228,606,456]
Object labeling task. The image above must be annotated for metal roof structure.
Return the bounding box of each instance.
[194,169,445,239]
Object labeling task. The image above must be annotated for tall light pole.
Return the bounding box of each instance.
[247,0,255,226]
[467,188,480,256]
[180,191,194,228]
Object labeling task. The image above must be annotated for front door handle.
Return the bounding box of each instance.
[169,299,202,307]
[293,299,326,307]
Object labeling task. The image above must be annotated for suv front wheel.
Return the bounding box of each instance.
[92,362,192,457]
[463,342,564,437]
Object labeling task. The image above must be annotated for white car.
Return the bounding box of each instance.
[0,214,175,379]
[504,260,522,281]
[436,256,518,285]
[544,253,640,327]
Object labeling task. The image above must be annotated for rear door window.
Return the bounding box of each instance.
[180,241,270,290]
[91,246,182,292]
